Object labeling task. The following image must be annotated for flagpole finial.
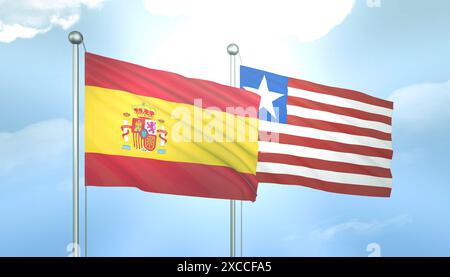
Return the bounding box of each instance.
[227,43,239,55]
[68,31,83,44]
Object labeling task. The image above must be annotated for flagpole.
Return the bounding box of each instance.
[227,43,239,257]
[69,31,83,258]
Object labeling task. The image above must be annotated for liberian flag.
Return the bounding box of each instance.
[241,66,393,197]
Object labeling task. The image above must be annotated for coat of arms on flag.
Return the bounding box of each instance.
[120,103,168,154]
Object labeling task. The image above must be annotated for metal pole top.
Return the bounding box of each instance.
[227,43,239,56]
[68,31,83,45]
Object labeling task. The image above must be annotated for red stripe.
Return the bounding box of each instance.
[287,96,392,125]
[85,153,258,201]
[287,115,392,141]
[85,52,260,117]
[257,172,391,197]
[257,153,392,178]
[259,132,392,159]
[288,78,393,109]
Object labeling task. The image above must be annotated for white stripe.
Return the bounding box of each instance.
[259,120,392,150]
[288,87,393,117]
[257,162,392,188]
[287,105,391,133]
[259,141,391,169]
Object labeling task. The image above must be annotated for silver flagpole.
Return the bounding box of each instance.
[227,43,239,257]
[240,200,243,257]
[69,31,83,258]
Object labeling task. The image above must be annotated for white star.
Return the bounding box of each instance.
[243,76,284,118]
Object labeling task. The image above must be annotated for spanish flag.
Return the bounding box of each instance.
[85,53,260,201]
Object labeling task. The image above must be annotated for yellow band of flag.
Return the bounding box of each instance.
[85,85,259,175]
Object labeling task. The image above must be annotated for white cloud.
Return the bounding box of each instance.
[388,80,450,163]
[143,0,354,42]
[310,214,412,241]
[389,80,450,134]
[142,0,354,85]
[81,0,105,9]
[0,119,71,176]
[50,14,80,30]
[0,22,47,43]
[0,0,105,43]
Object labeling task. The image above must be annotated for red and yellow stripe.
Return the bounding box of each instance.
[85,52,260,201]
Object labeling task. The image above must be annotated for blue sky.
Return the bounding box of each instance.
[1,0,450,256]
